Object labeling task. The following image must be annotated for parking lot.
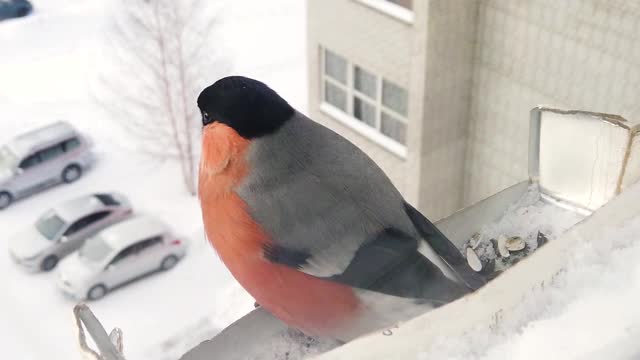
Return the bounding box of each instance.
[0,118,256,359]
[0,0,305,358]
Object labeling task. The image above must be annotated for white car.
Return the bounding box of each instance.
[56,215,187,300]
[8,193,132,271]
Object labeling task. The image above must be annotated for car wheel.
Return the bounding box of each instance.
[0,192,12,210]
[160,255,179,271]
[62,164,82,183]
[87,284,108,301]
[40,255,59,272]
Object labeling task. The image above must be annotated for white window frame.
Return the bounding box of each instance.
[320,48,408,159]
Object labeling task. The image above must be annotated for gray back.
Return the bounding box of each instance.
[236,112,417,276]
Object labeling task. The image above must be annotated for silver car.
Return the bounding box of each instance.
[0,121,94,209]
[8,193,133,271]
[56,215,187,300]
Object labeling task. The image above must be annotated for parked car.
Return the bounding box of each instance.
[8,193,132,271]
[56,215,187,300]
[0,121,94,209]
[0,0,32,21]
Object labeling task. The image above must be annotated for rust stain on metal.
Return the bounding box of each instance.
[531,106,632,129]
[616,129,639,195]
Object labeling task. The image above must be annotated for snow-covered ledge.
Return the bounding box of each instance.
[315,179,640,360]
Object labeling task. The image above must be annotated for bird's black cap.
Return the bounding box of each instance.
[197,76,295,139]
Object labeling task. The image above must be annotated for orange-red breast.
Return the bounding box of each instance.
[197,76,485,341]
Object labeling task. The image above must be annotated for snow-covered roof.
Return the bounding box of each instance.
[99,216,169,248]
[53,194,111,222]
[8,121,76,156]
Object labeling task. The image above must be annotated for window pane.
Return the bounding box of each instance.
[86,211,110,225]
[62,137,80,152]
[19,154,40,169]
[382,80,408,116]
[353,96,376,127]
[354,66,376,98]
[40,144,64,162]
[94,194,120,206]
[385,0,412,10]
[381,112,407,144]
[36,211,66,240]
[324,81,347,111]
[324,49,347,84]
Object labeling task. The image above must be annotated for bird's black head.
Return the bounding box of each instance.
[197,76,295,139]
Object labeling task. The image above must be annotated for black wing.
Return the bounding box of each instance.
[264,227,472,304]
[403,201,487,290]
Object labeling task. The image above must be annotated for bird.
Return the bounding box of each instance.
[197,76,486,341]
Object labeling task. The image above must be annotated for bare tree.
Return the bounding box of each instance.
[97,0,231,195]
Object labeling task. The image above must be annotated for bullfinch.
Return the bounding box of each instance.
[197,76,486,341]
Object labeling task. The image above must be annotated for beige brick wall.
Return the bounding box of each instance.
[307,0,478,220]
[307,0,419,200]
[308,0,640,219]
[416,0,478,219]
[465,0,640,205]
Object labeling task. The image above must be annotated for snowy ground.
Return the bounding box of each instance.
[0,1,306,359]
[423,215,640,359]
[436,186,640,359]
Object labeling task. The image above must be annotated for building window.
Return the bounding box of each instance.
[325,82,347,111]
[325,50,348,84]
[321,48,409,148]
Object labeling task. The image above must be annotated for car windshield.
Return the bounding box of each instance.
[0,146,17,170]
[94,194,120,206]
[79,235,113,263]
[35,211,66,240]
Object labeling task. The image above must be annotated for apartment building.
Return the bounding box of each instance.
[307,0,640,220]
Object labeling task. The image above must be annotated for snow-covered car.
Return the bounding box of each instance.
[0,0,32,21]
[57,215,187,300]
[8,193,132,271]
[0,121,95,210]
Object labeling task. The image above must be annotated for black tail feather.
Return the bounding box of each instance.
[403,201,487,291]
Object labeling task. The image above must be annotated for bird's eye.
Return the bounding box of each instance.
[201,111,212,125]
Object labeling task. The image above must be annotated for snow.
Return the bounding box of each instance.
[255,331,339,360]
[3,1,640,360]
[463,186,585,273]
[0,1,306,359]
[440,186,640,359]
[423,215,640,359]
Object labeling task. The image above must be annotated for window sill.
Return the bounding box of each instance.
[353,0,414,25]
[320,103,408,159]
